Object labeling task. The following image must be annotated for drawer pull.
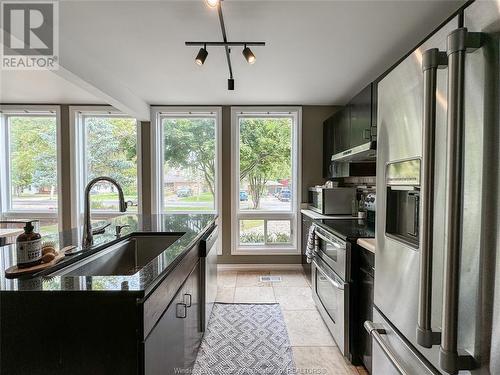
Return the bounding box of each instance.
[363,128,371,140]
[184,293,192,307]
[176,303,187,319]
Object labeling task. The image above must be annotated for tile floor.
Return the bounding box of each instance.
[216,268,369,375]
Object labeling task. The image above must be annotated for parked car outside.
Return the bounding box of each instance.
[176,188,193,197]
[278,189,291,202]
[239,191,248,201]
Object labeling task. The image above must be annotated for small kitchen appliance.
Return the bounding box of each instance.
[308,187,356,215]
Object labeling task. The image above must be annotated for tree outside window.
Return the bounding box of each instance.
[9,116,58,211]
[162,117,216,212]
[84,116,138,212]
[239,118,292,211]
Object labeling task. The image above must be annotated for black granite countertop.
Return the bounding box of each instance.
[314,219,375,241]
[0,214,217,294]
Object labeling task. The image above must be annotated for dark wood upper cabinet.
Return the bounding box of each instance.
[323,107,350,178]
[349,83,373,148]
[322,82,377,178]
[371,81,378,130]
[323,115,335,178]
[335,107,351,153]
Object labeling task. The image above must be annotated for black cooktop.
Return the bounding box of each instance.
[315,219,375,241]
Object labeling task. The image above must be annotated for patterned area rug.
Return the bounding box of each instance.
[193,303,295,375]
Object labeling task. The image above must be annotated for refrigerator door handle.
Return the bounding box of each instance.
[365,321,410,375]
[416,48,447,349]
[440,27,482,374]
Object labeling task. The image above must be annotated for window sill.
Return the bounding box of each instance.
[231,246,299,255]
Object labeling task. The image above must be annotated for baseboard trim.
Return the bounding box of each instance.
[217,263,303,271]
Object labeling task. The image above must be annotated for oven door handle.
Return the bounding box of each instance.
[364,321,410,375]
[313,260,344,290]
[315,230,344,249]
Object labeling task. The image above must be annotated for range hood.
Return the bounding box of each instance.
[330,141,377,162]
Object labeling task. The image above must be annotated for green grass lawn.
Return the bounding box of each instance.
[13,193,58,200]
[40,224,58,236]
[90,192,138,201]
[165,206,214,212]
[14,193,138,202]
[178,192,214,202]
[240,219,264,231]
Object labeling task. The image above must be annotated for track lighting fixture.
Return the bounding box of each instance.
[186,0,265,89]
[195,45,208,66]
[205,0,219,8]
[242,45,256,64]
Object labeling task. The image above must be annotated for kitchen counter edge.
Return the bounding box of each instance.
[0,214,217,294]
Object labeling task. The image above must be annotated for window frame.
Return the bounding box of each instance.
[69,106,141,228]
[231,107,302,255]
[151,106,222,255]
[150,106,222,216]
[0,105,63,231]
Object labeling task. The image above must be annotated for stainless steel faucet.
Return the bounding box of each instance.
[82,176,127,248]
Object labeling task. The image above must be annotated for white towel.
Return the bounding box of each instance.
[305,225,317,264]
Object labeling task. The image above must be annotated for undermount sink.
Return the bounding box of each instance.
[52,234,184,276]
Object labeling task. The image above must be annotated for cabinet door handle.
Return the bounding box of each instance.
[176,303,187,318]
[363,128,371,140]
[184,293,192,307]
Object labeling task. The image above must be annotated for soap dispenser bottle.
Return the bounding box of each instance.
[16,221,42,268]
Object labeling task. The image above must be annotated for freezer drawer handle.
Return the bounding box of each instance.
[439,27,482,374]
[416,47,447,349]
[364,321,410,375]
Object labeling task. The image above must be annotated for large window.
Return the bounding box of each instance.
[0,107,61,235]
[71,107,139,227]
[151,108,221,215]
[231,107,301,254]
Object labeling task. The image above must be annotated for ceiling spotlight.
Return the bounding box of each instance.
[242,45,256,64]
[205,0,219,8]
[195,46,208,66]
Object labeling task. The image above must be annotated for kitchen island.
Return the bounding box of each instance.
[0,214,217,375]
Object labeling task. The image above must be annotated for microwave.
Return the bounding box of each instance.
[308,187,356,215]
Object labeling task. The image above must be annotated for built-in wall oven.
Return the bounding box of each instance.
[311,225,350,357]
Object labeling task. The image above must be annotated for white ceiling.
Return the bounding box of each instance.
[1,0,465,110]
[0,70,102,104]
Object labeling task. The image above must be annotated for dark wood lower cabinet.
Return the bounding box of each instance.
[351,245,375,373]
[145,262,201,375]
[0,241,204,375]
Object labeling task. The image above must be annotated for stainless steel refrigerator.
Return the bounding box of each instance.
[366,0,500,374]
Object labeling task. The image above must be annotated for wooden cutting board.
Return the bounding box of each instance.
[5,245,76,279]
